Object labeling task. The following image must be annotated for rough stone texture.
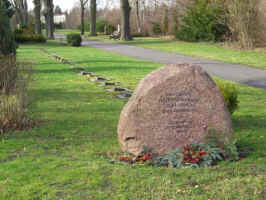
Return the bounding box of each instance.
[118,64,233,156]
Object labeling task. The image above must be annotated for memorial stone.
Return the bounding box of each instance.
[118,64,233,156]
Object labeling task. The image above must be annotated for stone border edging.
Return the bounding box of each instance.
[39,48,133,99]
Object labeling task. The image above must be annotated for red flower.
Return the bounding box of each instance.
[143,153,152,161]
[189,157,200,163]
[199,151,208,156]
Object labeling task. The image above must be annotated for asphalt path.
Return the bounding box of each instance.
[55,34,266,90]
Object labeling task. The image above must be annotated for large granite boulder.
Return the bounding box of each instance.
[118,64,233,156]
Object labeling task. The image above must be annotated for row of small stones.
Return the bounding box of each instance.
[39,49,133,99]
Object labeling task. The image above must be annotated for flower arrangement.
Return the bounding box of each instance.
[117,142,239,168]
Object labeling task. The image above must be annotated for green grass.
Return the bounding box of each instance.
[0,41,265,200]
[55,29,84,35]
[128,38,266,69]
[84,34,266,70]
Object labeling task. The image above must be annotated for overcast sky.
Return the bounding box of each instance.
[28,0,76,11]
[28,0,114,11]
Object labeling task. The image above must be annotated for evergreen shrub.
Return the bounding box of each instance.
[14,26,46,43]
[175,0,229,42]
[15,33,46,43]
[77,21,90,32]
[78,20,115,34]
[152,23,162,35]
[217,82,239,115]
[105,24,116,35]
[66,33,82,47]
[96,19,106,33]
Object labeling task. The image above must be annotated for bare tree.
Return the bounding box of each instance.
[11,0,28,26]
[65,6,82,29]
[43,0,54,39]
[90,0,97,36]
[120,0,132,40]
[134,0,142,33]
[33,0,42,34]
[80,0,89,35]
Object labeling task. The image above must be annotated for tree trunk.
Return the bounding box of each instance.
[142,0,146,26]
[135,0,142,33]
[120,0,132,41]
[90,0,97,36]
[16,9,24,26]
[44,0,54,39]
[162,8,169,35]
[0,0,16,56]
[22,0,28,25]
[13,0,28,26]
[33,0,42,34]
[81,4,85,35]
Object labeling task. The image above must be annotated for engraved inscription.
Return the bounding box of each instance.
[168,120,192,129]
[159,91,198,131]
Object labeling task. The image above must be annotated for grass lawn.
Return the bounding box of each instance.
[0,41,265,200]
[82,33,266,70]
[55,29,85,35]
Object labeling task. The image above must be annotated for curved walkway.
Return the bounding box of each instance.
[56,34,266,89]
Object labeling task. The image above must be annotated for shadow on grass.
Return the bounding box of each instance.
[31,87,90,97]
[33,63,156,74]
[21,42,67,48]
[35,61,68,66]
[82,65,157,74]
[121,39,172,46]
[232,115,266,132]
[42,42,68,48]
[232,114,265,157]
[74,59,151,65]
[33,68,75,74]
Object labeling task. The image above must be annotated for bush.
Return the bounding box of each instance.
[131,32,150,38]
[77,21,90,32]
[105,24,116,35]
[34,34,47,43]
[131,32,146,38]
[217,82,239,114]
[15,33,46,43]
[162,8,169,35]
[96,19,106,33]
[55,22,64,29]
[14,28,23,34]
[66,33,82,47]
[152,23,162,35]
[21,24,35,35]
[175,0,229,42]
[14,25,46,44]
[78,20,115,34]
[0,55,33,134]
